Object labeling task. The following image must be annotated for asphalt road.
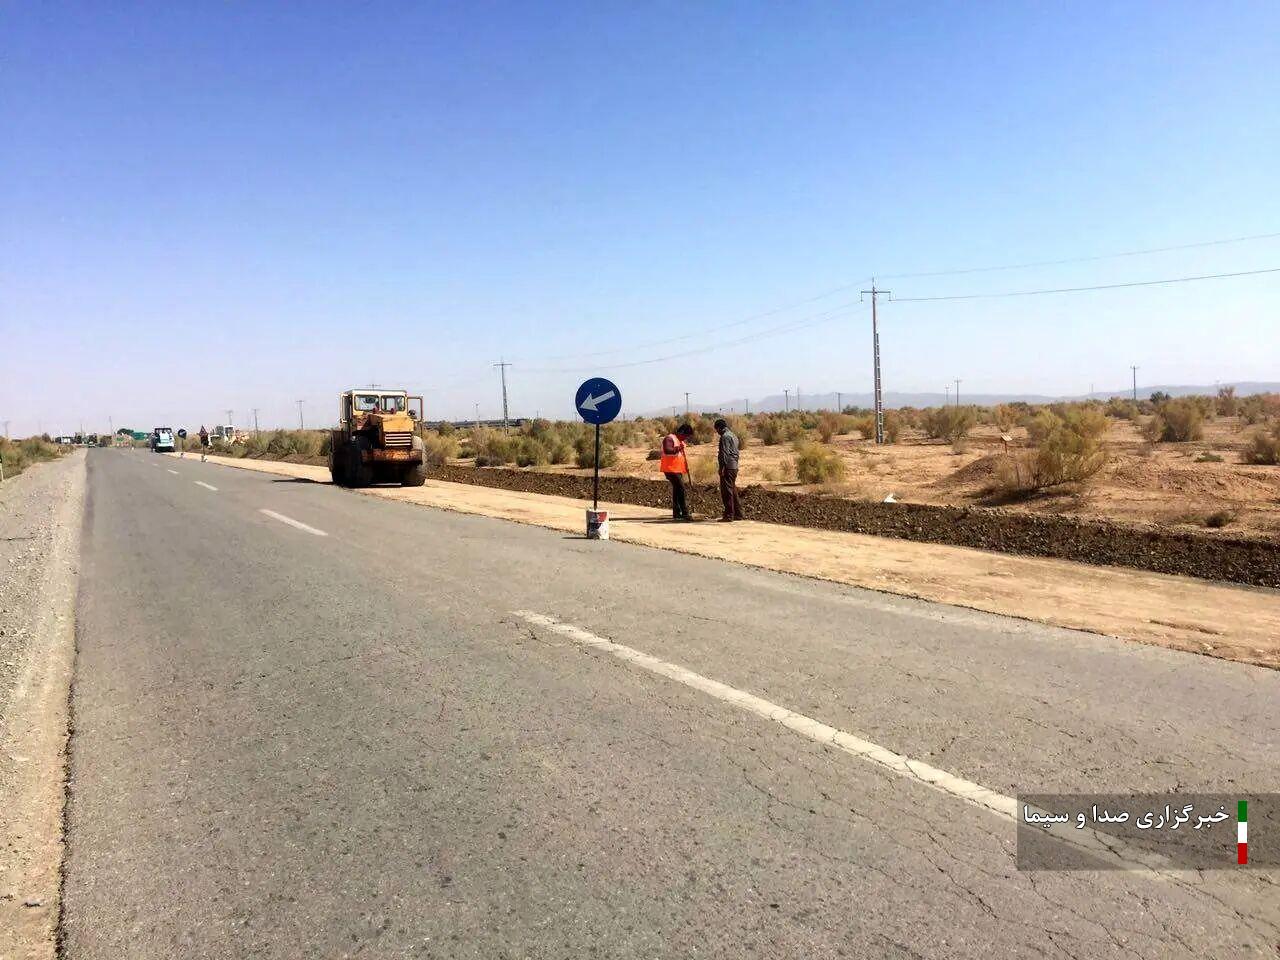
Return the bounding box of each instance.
[62,449,1279,958]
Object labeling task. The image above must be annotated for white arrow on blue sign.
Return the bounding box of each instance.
[575,377,622,425]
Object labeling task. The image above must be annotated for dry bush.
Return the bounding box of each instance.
[725,415,752,448]
[1243,424,1280,465]
[848,413,876,440]
[1105,397,1139,420]
[761,458,797,483]
[755,415,803,446]
[687,454,718,484]
[1146,399,1204,443]
[816,412,842,443]
[1216,386,1238,417]
[793,441,846,484]
[0,437,64,480]
[882,411,902,443]
[996,410,1109,493]
[993,404,1020,431]
[421,432,459,467]
[574,433,617,469]
[1026,409,1061,444]
[924,406,977,442]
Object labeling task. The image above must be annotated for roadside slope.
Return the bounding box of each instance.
[174,453,1280,669]
[0,452,84,960]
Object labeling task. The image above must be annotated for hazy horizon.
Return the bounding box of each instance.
[4,2,1279,437]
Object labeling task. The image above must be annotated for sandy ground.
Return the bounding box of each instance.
[181,453,1280,669]
[0,452,83,960]
[558,417,1280,541]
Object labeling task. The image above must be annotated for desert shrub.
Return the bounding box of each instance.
[421,432,459,466]
[1026,410,1062,444]
[997,410,1109,492]
[761,459,797,483]
[1242,424,1280,465]
[1105,397,1139,420]
[574,433,617,469]
[816,412,842,443]
[1205,509,1237,528]
[755,415,803,446]
[725,415,752,448]
[992,404,1020,431]
[515,437,550,467]
[549,440,574,465]
[437,420,456,437]
[882,411,902,443]
[1216,386,1238,417]
[471,428,518,466]
[923,406,977,442]
[793,441,846,484]
[1194,452,1224,463]
[1148,399,1204,442]
[0,436,64,480]
[849,413,876,440]
[687,454,718,484]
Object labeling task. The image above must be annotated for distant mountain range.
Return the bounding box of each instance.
[653,382,1280,415]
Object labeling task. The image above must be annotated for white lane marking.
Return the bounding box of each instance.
[258,508,327,537]
[194,481,218,491]
[514,611,1182,875]
[166,469,180,475]
[515,610,1017,820]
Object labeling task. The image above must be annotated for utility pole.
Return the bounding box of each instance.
[296,400,305,430]
[1131,365,1139,402]
[954,379,962,406]
[836,392,842,413]
[475,403,480,428]
[252,408,260,436]
[685,392,691,416]
[226,409,234,431]
[2,420,9,440]
[783,389,790,412]
[796,387,801,411]
[745,398,750,415]
[945,385,951,406]
[493,359,512,429]
[860,281,891,444]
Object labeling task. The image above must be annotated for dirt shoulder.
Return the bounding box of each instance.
[0,452,85,960]
[182,453,1280,670]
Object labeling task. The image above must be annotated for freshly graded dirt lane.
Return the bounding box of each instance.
[181,453,1280,669]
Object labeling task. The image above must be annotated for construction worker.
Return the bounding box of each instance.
[659,423,695,521]
[714,418,743,522]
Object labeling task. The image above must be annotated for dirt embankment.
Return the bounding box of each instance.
[428,464,1280,588]
[0,453,84,959]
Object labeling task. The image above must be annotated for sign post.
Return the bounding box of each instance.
[574,377,622,539]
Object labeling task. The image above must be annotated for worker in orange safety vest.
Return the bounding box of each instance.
[660,423,696,520]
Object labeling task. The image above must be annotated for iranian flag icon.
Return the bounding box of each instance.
[1238,800,1248,865]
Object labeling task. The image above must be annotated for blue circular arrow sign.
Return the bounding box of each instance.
[575,377,622,425]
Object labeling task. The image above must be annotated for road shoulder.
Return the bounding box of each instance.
[0,453,85,960]
[176,452,1280,669]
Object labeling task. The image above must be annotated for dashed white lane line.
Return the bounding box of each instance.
[514,610,1016,821]
[259,508,327,537]
[194,481,218,491]
[166,469,180,475]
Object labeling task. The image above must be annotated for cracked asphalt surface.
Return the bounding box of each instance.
[61,449,1279,958]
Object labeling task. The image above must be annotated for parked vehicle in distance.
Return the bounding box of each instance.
[151,427,175,452]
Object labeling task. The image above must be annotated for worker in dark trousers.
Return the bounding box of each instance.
[714,418,743,521]
[659,423,695,520]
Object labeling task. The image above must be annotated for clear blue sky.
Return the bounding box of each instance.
[4,1,1278,435]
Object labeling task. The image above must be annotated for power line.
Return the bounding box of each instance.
[519,229,1280,363]
[876,230,1280,281]
[891,266,1280,303]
